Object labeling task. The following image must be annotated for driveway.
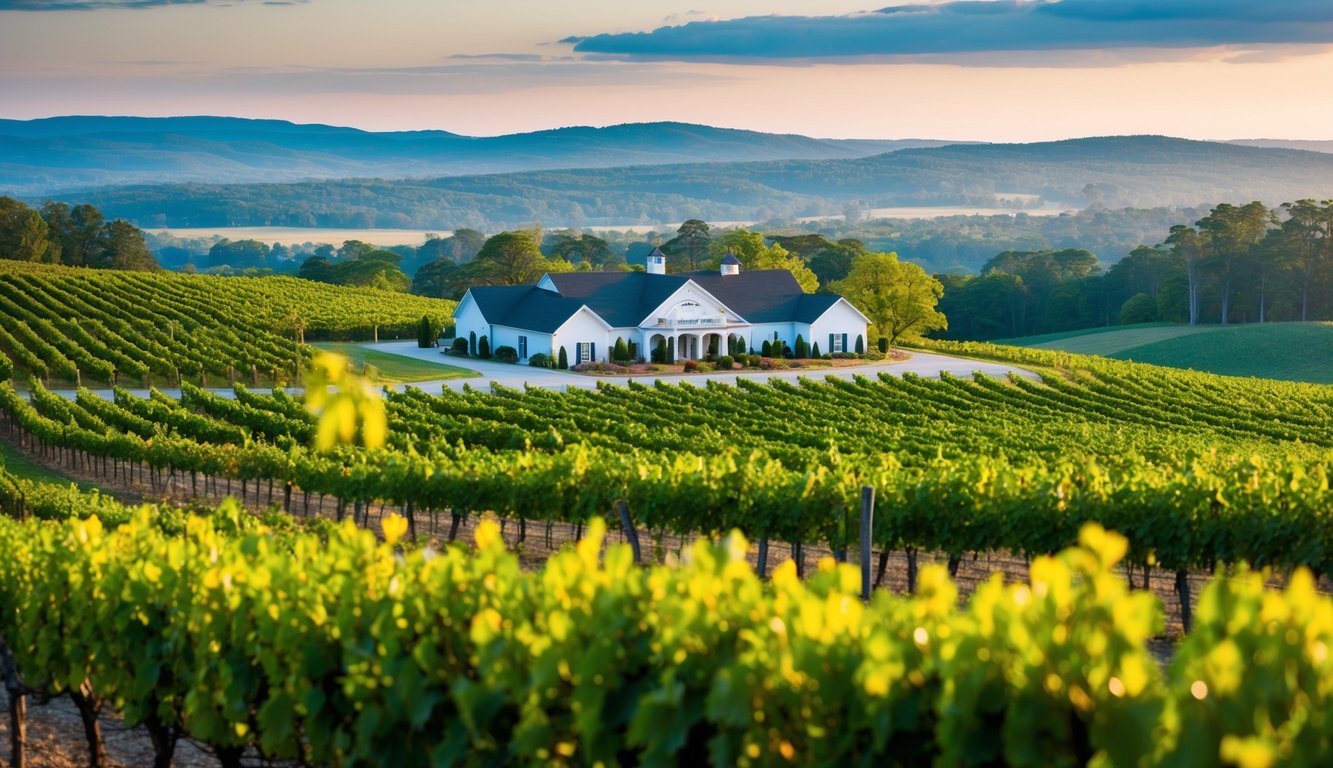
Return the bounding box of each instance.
[367,341,1035,393]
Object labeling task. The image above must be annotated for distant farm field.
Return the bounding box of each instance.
[999,322,1333,384]
[147,226,439,247]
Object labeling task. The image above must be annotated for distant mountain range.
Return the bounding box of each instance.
[57,135,1333,231]
[0,116,958,194]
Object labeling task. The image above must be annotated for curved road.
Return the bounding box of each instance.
[50,344,1033,402]
[367,341,1035,393]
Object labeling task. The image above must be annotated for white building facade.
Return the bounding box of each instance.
[452,250,870,365]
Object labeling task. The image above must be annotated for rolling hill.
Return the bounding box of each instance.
[55,135,1333,231]
[0,116,948,194]
[1000,322,1333,384]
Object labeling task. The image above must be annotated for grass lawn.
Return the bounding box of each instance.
[312,343,478,384]
[0,436,97,491]
[1002,322,1333,384]
[997,323,1220,357]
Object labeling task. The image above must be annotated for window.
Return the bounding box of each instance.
[518,336,528,359]
[577,341,593,364]
[830,333,845,353]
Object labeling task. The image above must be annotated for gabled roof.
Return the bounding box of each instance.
[465,285,587,333]
[685,269,807,323]
[544,271,689,327]
[460,269,865,331]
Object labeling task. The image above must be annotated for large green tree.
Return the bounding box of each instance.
[1195,202,1272,324]
[830,252,946,344]
[98,219,159,270]
[709,230,818,292]
[662,219,711,272]
[0,197,55,263]
[472,231,573,286]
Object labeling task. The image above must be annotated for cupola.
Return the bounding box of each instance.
[720,249,741,276]
[647,247,667,275]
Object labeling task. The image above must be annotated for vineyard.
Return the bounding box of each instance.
[3,342,1333,764]
[0,261,456,388]
[0,477,1330,767]
[2,342,1332,598]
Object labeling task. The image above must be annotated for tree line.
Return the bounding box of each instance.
[936,200,1333,340]
[0,197,157,270]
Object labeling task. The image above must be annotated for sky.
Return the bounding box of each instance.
[1,0,1331,142]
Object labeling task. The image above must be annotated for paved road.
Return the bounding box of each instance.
[48,343,1032,401]
[367,341,1035,394]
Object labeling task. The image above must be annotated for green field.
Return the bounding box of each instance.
[1000,322,1333,383]
[312,342,477,384]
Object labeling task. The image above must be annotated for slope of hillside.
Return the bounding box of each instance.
[0,260,457,388]
[0,116,945,194]
[1001,322,1333,384]
[61,135,1333,231]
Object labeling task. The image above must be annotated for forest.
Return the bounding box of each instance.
[49,137,1333,232]
[936,200,1333,340]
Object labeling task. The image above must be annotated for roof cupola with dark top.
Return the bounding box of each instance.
[646,247,667,275]
[720,249,741,276]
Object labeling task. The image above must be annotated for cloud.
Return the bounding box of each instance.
[0,0,304,9]
[572,0,1333,63]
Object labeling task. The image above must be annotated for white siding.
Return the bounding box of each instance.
[746,322,796,354]
[491,325,551,361]
[551,308,613,364]
[452,293,490,353]
[809,299,871,354]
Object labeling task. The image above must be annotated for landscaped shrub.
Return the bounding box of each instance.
[855,334,865,354]
[878,337,889,353]
[558,347,569,369]
[468,331,477,355]
[716,355,734,370]
[478,335,491,359]
[416,315,440,348]
[612,337,630,363]
[571,361,630,373]
[494,345,518,363]
[683,360,699,372]
[451,337,468,354]
[811,342,821,358]
[794,334,809,359]
[761,340,772,356]
[528,352,552,368]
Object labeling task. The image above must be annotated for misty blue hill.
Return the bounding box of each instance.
[58,135,1333,232]
[1227,139,1333,154]
[0,116,951,194]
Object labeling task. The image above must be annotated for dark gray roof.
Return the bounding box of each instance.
[466,285,586,333]
[686,269,807,323]
[545,271,688,327]
[468,269,851,329]
[793,293,844,324]
[720,251,741,266]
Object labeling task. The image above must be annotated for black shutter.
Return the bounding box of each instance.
[829,333,835,354]
[591,342,597,362]
[841,334,848,353]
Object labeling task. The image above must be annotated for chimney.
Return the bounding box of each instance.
[647,246,667,275]
[720,248,741,276]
